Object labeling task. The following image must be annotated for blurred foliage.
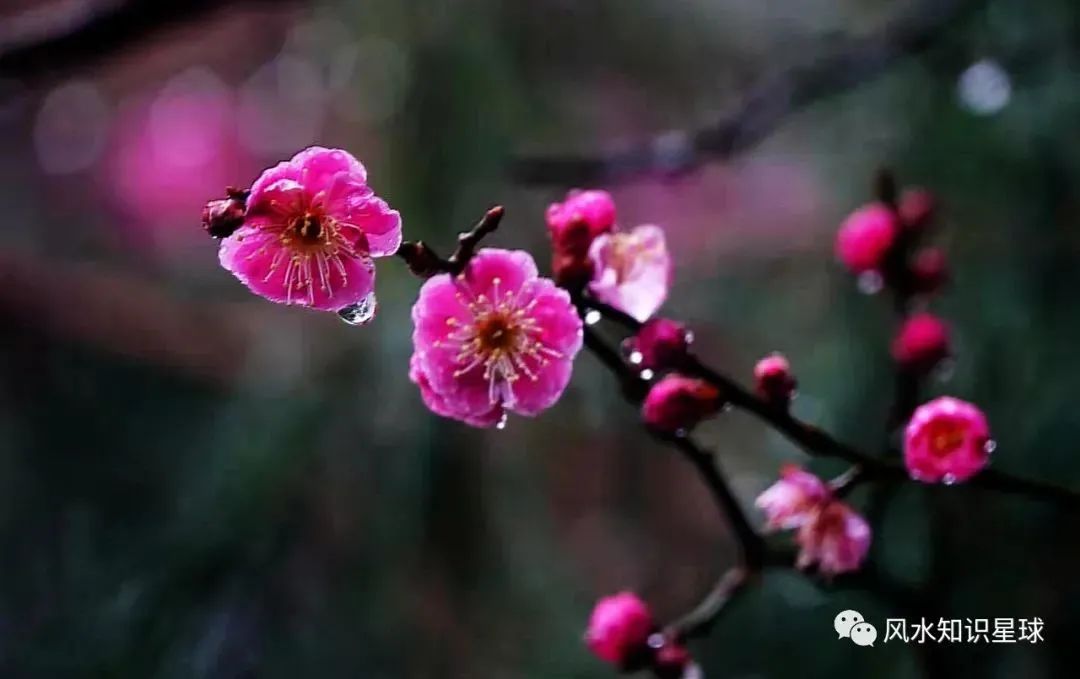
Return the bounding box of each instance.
[1,0,1080,677]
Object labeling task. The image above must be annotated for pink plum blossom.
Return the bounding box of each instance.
[217,146,402,312]
[835,203,897,274]
[585,592,654,667]
[410,249,583,428]
[904,396,992,484]
[547,189,617,286]
[891,313,950,372]
[755,464,830,531]
[588,224,672,322]
[795,501,871,576]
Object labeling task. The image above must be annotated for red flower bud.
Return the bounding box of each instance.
[899,187,936,231]
[891,312,950,372]
[585,592,655,669]
[625,318,691,370]
[642,375,723,434]
[547,189,616,287]
[835,203,898,274]
[754,352,796,406]
[201,189,247,239]
[911,247,949,294]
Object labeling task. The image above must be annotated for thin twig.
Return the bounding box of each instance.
[510,0,986,185]
[397,205,505,278]
[665,567,750,641]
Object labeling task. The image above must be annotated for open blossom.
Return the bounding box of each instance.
[410,249,583,428]
[891,313,950,371]
[585,592,654,668]
[755,464,829,530]
[795,501,871,576]
[217,146,401,312]
[589,224,672,322]
[835,203,897,274]
[904,396,992,484]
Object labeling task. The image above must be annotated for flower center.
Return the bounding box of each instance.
[441,277,564,406]
[293,213,323,243]
[928,422,965,457]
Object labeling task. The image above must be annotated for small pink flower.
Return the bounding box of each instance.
[904,396,992,484]
[217,146,402,312]
[836,203,897,274]
[410,249,583,428]
[911,247,949,294]
[755,464,830,531]
[589,224,672,322]
[624,318,690,370]
[585,592,654,667]
[795,501,871,576]
[891,313,950,372]
[641,374,722,434]
[547,189,617,287]
[754,352,797,405]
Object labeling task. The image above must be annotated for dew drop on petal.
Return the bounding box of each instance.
[640,368,655,381]
[337,292,378,326]
[495,412,508,430]
[856,270,884,295]
[984,439,997,454]
[942,473,957,486]
[584,309,601,326]
[629,350,644,365]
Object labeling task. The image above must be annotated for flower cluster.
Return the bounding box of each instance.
[547,190,672,322]
[755,465,871,576]
[585,593,698,678]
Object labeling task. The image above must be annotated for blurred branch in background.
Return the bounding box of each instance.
[0,0,298,80]
[510,0,987,186]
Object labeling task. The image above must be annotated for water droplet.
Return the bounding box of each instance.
[856,271,884,295]
[629,350,644,365]
[933,358,956,382]
[495,413,508,430]
[958,59,1011,116]
[646,633,666,650]
[337,292,377,325]
[684,330,695,345]
[640,368,655,381]
[583,309,601,326]
[681,662,704,679]
[674,428,688,438]
[721,402,733,413]
[942,473,957,486]
[984,439,997,454]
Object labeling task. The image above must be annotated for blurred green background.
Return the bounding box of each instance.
[1,0,1079,677]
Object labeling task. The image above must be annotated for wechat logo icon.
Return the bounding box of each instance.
[835,609,877,647]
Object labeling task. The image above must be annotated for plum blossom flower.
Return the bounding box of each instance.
[641,374,722,434]
[410,249,583,428]
[217,146,401,313]
[585,592,654,668]
[589,224,672,322]
[898,187,937,231]
[904,396,992,484]
[835,203,897,274]
[891,313,951,372]
[795,500,871,576]
[755,464,829,531]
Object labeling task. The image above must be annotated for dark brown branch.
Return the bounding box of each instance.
[397,206,505,278]
[0,0,295,80]
[510,0,986,185]
[665,567,750,641]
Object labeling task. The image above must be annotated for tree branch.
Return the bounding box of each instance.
[510,0,986,185]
